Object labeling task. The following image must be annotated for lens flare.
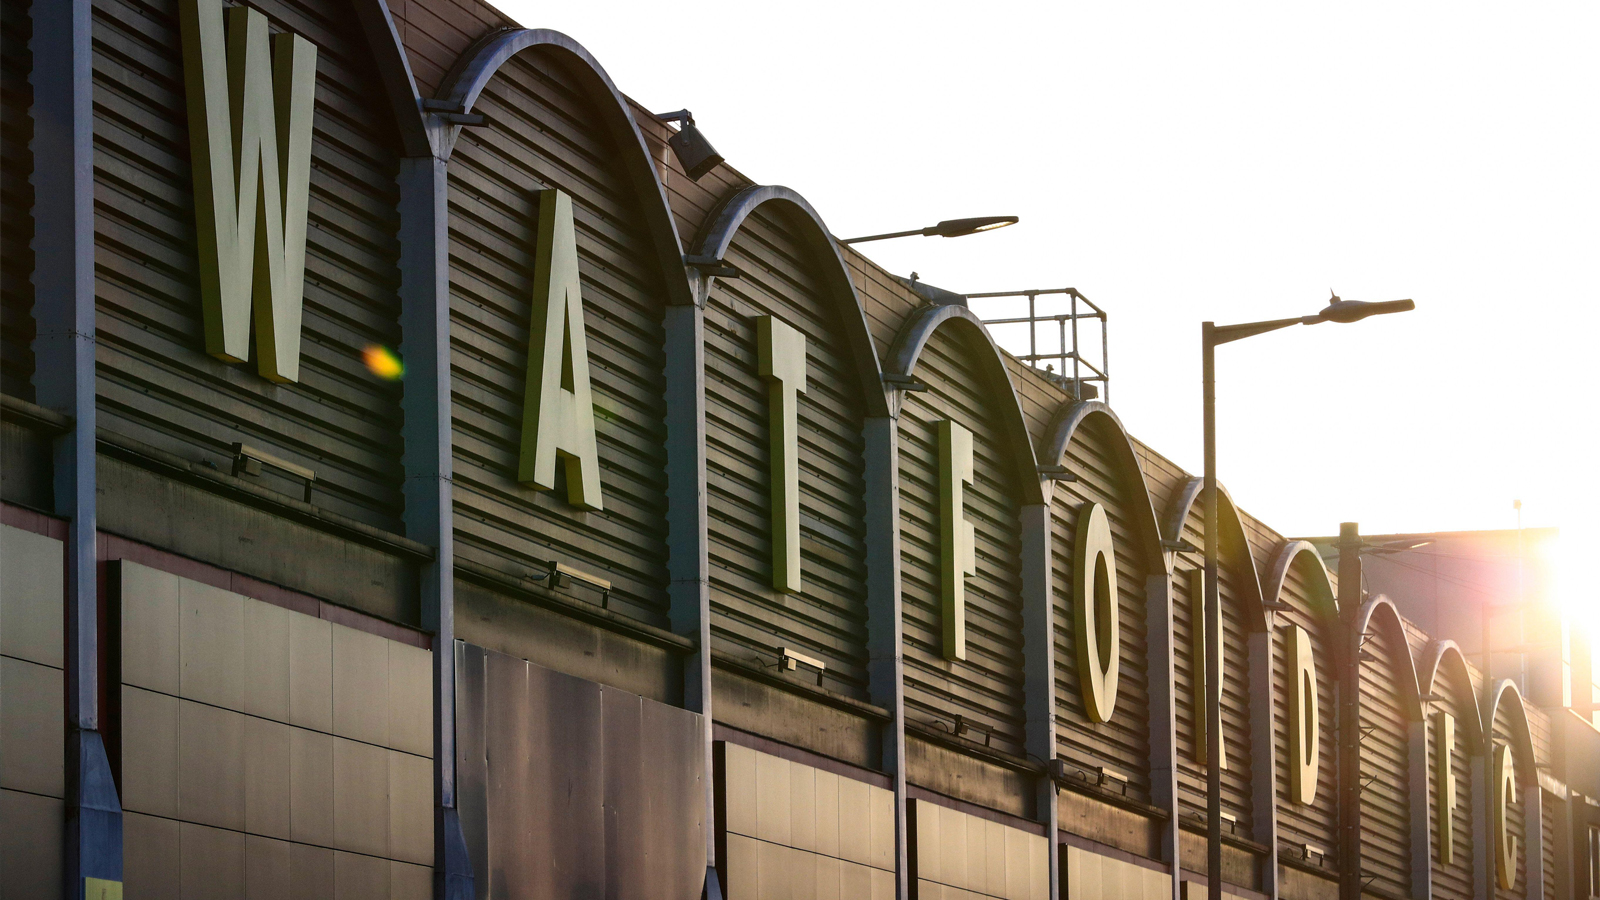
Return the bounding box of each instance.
[363,345,404,381]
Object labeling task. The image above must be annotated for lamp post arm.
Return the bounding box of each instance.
[839,228,928,245]
[1212,315,1319,346]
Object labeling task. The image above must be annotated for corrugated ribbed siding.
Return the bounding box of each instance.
[1,0,33,400]
[92,0,405,529]
[1431,660,1475,899]
[447,47,670,625]
[1051,415,1153,803]
[1542,789,1555,900]
[1273,557,1339,867]
[899,325,1026,755]
[1172,505,1252,831]
[1495,710,1528,900]
[1359,630,1412,898]
[704,206,869,697]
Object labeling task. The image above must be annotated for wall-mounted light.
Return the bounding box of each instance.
[778,647,826,686]
[841,215,1018,245]
[231,442,316,503]
[654,110,723,181]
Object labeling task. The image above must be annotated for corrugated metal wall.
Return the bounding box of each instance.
[1,0,33,401]
[899,324,1026,756]
[1430,660,1476,899]
[1273,554,1340,869]
[1359,628,1412,898]
[447,45,672,626]
[91,0,407,530]
[1171,505,1253,832]
[704,204,870,698]
[1051,414,1154,803]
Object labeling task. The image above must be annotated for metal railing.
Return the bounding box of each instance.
[969,288,1110,403]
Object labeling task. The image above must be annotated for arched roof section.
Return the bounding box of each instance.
[433,28,694,308]
[694,184,889,418]
[1264,540,1338,623]
[1487,679,1538,784]
[889,304,1042,505]
[349,0,432,157]
[1352,596,1424,721]
[1043,401,1164,573]
[1163,476,1266,630]
[1417,640,1485,750]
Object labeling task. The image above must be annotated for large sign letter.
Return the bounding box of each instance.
[180,0,316,382]
[938,420,976,660]
[1074,503,1120,722]
[757,316,806,593]
[1435,711,1457,865]
[1494,742,1518,889]
[1287,624,1320,805]
[518,190,603,510]
[1188,568,1225,768]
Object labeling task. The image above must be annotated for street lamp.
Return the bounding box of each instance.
[840,215,1018,244]
[1201,292,1414,900]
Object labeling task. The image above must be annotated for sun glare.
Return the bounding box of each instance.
[363,344,404,381]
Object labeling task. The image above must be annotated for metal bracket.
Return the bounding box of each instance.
[1161,537,1200,554]
[881,373,929,392]
[421,99,486,126]
[1038,464,1078,483]
[683,254,740,278]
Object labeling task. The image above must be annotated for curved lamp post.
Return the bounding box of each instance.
[1202,293,1415,900]
[840,215,1018,244]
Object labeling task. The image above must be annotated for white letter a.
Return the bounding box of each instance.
[518,190,603,511]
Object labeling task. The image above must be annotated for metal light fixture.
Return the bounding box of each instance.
[1199,291,1414,900]
[654,110,723,181]
[841,215,1018,245]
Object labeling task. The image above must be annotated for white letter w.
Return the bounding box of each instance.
[180,0,316,383]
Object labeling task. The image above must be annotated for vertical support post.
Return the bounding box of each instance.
[1409,717,1433,900]
[865,415,909,898]
[31,0,125,894]
[665,300,715,887]
[1021,502,1059,900]
[1149,570,1181,900]
[397,154,473,899]
[1337,522,1364,900]
[1249,626,1281,899]
[1201,322,1223,900]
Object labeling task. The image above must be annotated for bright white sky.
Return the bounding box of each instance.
[501,2,1598,562]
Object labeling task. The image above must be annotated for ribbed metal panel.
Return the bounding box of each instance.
[1359,627,1412,898]
[1051,413,1154,803]
[446,46,671,625]
[703,203,869,698]
[898,324,1026,756]
[90,0,406,529]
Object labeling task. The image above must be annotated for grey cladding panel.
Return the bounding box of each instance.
[898,324,1027,756]
[447,47,671,628]
[455,641,706,900]
[704,203,870,699]
[91,0,407,530]
[1050,416,1154,804]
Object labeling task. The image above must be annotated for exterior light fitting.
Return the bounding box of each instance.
[841,215,1019,245]
[1309,292,1416,324]
[654,109,723,181]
